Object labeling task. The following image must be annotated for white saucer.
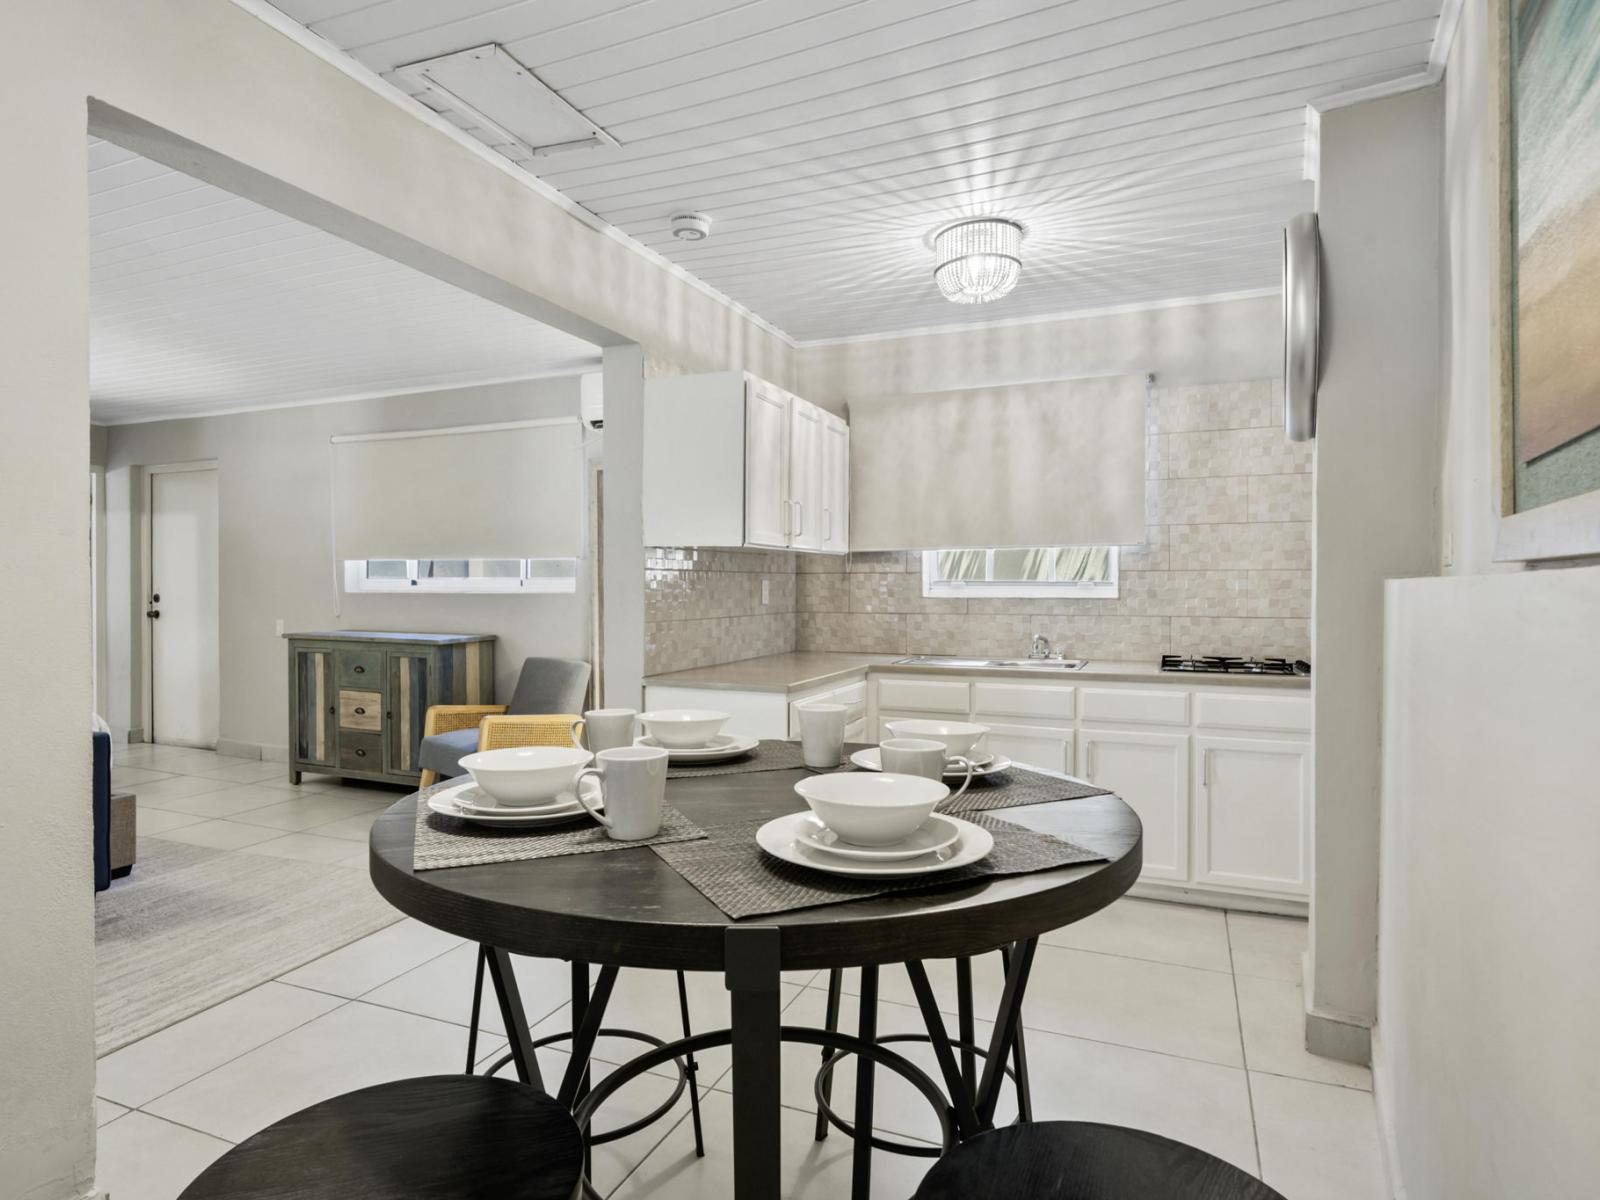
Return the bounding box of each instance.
[637,733,760,763]
[794,812,963,862]
[850,748,1014,778]
[756,811,993,878]
[427,782,592,827]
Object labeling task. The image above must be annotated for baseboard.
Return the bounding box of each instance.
[1129,880,1309,917]
[1370,1026,1407,1199]
[124,727,145,744]
[214,738,263,760]
[261,743,289,763]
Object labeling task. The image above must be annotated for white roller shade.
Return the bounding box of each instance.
[848,375,1147,551]
[332,418,583,560]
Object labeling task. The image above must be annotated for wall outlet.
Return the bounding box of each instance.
[274,618,285,636]
[761,579,770,605]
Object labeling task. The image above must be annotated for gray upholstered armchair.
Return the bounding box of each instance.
[417,656,592,786]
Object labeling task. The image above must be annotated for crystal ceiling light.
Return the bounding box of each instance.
[932,218,1024,304]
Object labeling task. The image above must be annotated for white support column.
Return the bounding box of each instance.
[1309,85,1445,1063]
[601,344,646,710]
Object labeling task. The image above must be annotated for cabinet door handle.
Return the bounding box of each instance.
[1202,749,1210,787]
[1086,742,1096,781]
[353,664,366,674]
[353,706,366,716]
[795,500,803,537]
[327,706,335,715]
[824,507,832,541]
[354,748,367,758]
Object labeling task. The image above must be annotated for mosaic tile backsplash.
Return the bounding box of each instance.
[645,378,1311,674]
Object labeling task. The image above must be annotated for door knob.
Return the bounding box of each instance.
[146,609,161,619]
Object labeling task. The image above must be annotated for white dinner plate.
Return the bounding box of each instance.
[793,812,963,862]
[636,733,760,763]
[849,748,1014,778]
[755,811,993,878]
[427,782,593,827]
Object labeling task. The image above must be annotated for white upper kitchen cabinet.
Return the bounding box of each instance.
[787,396,824,551]
[642,370,847,553]
[820,412,850,554]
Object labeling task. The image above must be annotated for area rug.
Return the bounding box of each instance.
[94,836,402,1055]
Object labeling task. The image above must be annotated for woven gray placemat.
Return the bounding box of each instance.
[412,781,704,871]
[666,739,853,779]
[651,812,1105,920]
[941,766,1110,815]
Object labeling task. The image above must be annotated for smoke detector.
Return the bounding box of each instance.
[670,212,713,241]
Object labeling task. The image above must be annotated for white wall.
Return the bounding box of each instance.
[1378,566,1600,1199]
[0,94,97,1200]
[1307,85,1444,1060]
[798,293,1281,411]
[103,377,594,755]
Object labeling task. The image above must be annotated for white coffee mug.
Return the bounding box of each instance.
[797,703,847,769]
[572,708,641,754]
[879,738,973,802]
[573,745,669,840]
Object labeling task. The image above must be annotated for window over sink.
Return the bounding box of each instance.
[343,558,577,594]
[921,546,1119,600]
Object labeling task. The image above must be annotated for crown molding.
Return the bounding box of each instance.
[93,365,600,426]
[794,288,1280,349]
[1308,0,1462,114]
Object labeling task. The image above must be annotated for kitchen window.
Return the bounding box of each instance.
[921,547,1119,599]
[343,558,577,594]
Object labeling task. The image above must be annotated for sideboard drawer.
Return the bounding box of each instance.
[339,731,383,771]
[339,689,383,732]
[338,648,385,686]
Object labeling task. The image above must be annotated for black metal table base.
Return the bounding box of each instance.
[482,939,1039,1200]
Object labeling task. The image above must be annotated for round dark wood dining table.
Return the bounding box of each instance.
[369,754,1141,1200]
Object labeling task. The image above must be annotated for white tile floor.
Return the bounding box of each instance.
[98,747,1388,1200]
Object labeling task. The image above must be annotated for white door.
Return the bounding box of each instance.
[1193,736,1310,896]
[821,415,849,554]
[978,720,1073,774]
[743,380,790,548]
[149,467,219,748]
[1079,728,1191,882]
[788,398,824,551]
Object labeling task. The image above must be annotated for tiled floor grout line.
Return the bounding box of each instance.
[107,998,357,1118]
[798,979,1255,1077]
[1224,912,1265,1179]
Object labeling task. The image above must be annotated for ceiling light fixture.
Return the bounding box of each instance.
[932,217,1024,304]
[670,212,713,241]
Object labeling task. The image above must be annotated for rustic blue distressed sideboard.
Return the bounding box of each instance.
[283,631,496,787]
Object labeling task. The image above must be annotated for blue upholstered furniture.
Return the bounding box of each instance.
[93,731,112,892]
[418,657,592,781]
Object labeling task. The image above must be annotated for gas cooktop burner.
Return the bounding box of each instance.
[1160,655,1310,676]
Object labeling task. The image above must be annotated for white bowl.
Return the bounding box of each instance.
[883,719,989,760]
[637,709,730,750]
[458,745,592,808]
[793,772,949,847]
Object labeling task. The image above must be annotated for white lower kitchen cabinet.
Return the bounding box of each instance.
[1193,735,1311,896]
[1078,728,1189,883]
[976,720,1074,775]
[868,671,1312,912]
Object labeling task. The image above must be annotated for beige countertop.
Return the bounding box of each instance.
[644,652,1311,694]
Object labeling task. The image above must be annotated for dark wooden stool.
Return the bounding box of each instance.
[177,1075,584,1200]
[912,1121,1287,1200]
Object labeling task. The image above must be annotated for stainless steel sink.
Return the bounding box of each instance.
[894,656,1087,670]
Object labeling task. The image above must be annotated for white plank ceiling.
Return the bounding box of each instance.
[267,0,1447,342]
[89,138,599,424]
